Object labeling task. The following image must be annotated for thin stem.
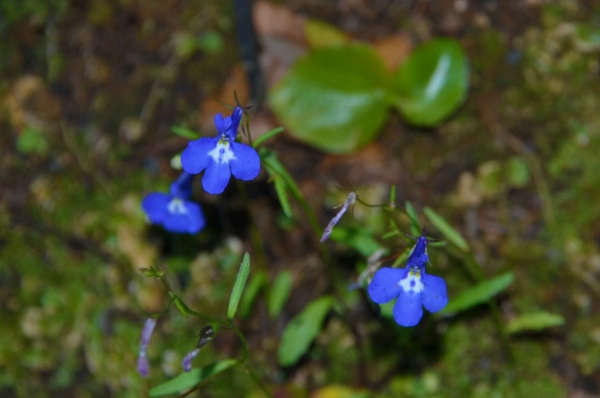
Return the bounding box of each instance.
[236,181,268,274]
[232,325,273,397]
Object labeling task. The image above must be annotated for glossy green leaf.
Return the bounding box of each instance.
[149,359,237,396]
[268,270,293,318]
[239,271,267,319]
[393,38,469,126]
[270,44,390,153]
[278,296,333,366]
[507,311,565,334]
[227,253,250,320]
[171,126,200,140]
[423,207,470,252]
[441,272,514,315]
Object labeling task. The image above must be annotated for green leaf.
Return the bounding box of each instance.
[270,43,390,153]
[239,271,267,319]
[268,270,293,318]
[149,359,237,397]
[423,207,470,252]
[252,126,284,148]
[441,272,514,315]
[273,175,293,218]
[278,296,333,366]
[227,253,251,320]
[405,201,421,236]
[169,293,189,318]
[304,18,350,49]
[330,226,384,257]
[171,126,200,140]
[507,311,565,334]
[505,156,530,188]
[17,126,49,155]
[261,149,304,204]
[392,38,469,126]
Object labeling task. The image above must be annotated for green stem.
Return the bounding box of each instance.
[232,325,274,397]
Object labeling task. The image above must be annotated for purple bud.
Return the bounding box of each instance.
[140,318,157,346]
[137,318,157,377]
[320,191,357,242]
[137,356,150,378]
[182,348,200,372]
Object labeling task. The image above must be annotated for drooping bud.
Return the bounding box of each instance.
[137,318,157,377]
[181,324,216,372]
[182,348,200,372]
[320,191,357,242]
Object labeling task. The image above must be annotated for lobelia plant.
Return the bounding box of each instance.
[138,97,552,396]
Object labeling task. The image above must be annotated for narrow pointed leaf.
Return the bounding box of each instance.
[507,312,565,334]
[273,175,293,218]
[279,296,333,366]
[441,272,514,315]
[423,207,470,252]
[171,126,201,140]
[268,270,293,318]
[227,253,251,319]
[149,359,237,396]
[405,201,421,236]
[239,271,267,318]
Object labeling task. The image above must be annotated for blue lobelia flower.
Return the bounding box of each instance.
[367,230,448,327]
[180,107,260,194]
[141,172,206,234]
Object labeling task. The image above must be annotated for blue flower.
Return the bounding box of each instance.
[141,172,206,234]
[180,107,260,194]
[367,231,448,327]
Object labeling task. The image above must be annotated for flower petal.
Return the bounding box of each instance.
[393,290,423,327]
[170,172,194,198]
[225,107,244,141]
[421,273,448,313]
[214,113,231,134]
[163,213,192,233]
[230,142,260,181]
[141,193,171,223]
[367,267,407,304]
[181,138,217,174]
[184,201,206,233]
[202,158,231,194]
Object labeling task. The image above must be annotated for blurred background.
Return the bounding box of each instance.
[1,0,600,397]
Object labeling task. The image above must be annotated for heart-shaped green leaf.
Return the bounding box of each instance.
[392,38,469,126]
[270,44,390,153]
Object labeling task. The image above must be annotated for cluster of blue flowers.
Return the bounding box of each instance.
[367,230,448,327]
[141,106,260,234]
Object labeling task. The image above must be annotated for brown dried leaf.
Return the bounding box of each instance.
[373,34,413,71]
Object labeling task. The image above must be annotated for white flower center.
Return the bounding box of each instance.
[168,198,187,214]
[398,268,424,295]
[207,138,236,164]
